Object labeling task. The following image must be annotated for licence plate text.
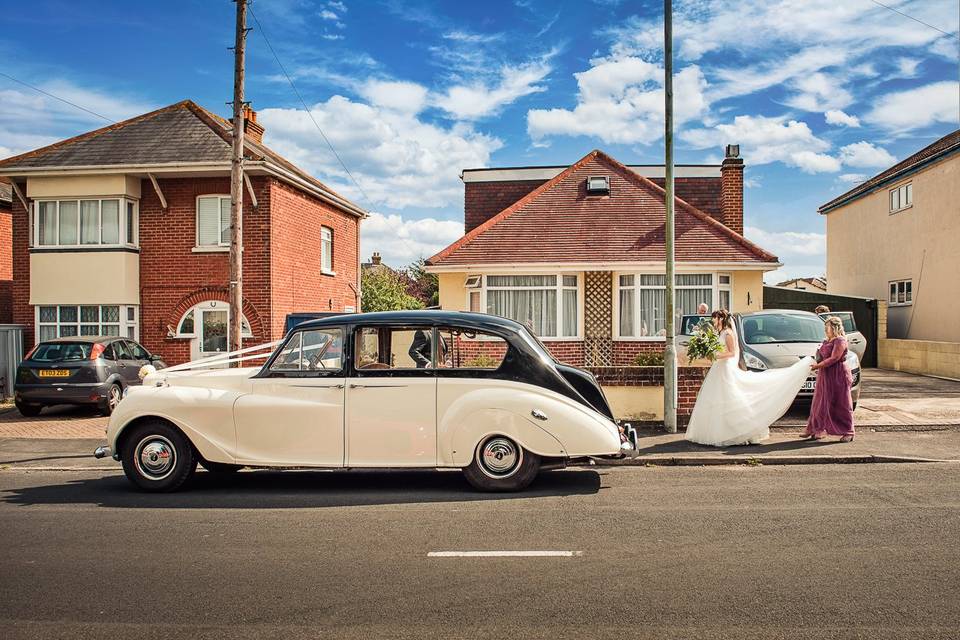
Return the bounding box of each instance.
[802,380,816,391]
[38,369,71,378]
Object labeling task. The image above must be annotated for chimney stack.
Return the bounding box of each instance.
[371,252,382,265]
[242,106,264,144]
[720,144,744,235]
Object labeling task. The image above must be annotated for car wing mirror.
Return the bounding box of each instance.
[150,354,164,362]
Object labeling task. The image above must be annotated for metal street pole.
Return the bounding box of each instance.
[663,0,678,432]
[229,0,247,361]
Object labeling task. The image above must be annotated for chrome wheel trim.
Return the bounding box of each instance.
[134,435,177,481]
[108,385,121,411]
[477,436,522,479]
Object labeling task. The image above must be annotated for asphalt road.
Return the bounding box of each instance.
[1,465,958,639]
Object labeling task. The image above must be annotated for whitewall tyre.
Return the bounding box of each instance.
[120,420,197,492]
[462,435,541,492]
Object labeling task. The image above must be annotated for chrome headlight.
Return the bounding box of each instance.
[743,352,767,370]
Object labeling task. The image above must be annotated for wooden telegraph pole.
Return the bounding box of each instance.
[229,0,247,360]
[663,0,678,432]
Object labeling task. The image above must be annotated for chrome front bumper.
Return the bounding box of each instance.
[93,445,115,460]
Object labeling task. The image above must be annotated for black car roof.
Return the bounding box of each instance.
[38,336,126,344]
[296,310,528,334]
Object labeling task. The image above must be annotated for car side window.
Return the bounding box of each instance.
[102,343,117,361]
[270,328,343,373]
[127,341,150,360]
[355,326,438,370]
[436,327,507,370]
[113,340,133,360]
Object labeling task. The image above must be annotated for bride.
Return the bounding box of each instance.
[685,310,814,447]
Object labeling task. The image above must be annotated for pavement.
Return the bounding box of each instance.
[1,464,958,639]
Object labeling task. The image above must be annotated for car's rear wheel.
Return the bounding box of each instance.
[99,384,122,416]
[462,435,541,492]
[15,401,42,417]
[120,420,196,492]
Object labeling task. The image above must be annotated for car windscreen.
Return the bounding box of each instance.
[680,315,710,335]
[741,315,824,345]
[29,342,93,362]
[821,312,856,333]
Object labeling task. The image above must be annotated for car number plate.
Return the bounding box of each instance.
[802,380,816,391]
[38,369,71,378]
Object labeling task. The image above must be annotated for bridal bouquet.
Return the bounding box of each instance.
[686,324,723,364]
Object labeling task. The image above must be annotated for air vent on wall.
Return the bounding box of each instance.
[586,175,610,195]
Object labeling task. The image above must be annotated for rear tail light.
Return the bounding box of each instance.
[90,343,106,360]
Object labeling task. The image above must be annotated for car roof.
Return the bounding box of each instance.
[738,309,819,318]
[296,310,528,333]
[38,336,125,344]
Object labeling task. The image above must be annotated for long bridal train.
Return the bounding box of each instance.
[685,354,815,447]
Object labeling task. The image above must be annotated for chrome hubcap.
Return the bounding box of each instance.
[479,437,521,478]
[134,436,176,480]
[108,386,121,409]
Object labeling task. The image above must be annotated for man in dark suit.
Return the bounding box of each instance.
[408,329,447,368]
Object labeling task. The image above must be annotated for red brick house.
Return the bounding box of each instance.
[426,148,778,421]
[0,100,365,365]
[0,180,11,323]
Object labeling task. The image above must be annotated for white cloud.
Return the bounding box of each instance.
[784,72,853,112]
[865,81,960,132]
[825,109,860,127]
[434,59,552,120]
[361,212,464,266]
[319,9,338,20]
[745,226,825,258]
[527,58,708,144]
[838,141,896,168]
[895,57,921,78]
[359,80,429,115]
[258,95,502,210]
[682,115,838,173]
[838,173,867,184]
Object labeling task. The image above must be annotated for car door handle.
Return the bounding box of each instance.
[349,383,407,389]
[291,383,344,389]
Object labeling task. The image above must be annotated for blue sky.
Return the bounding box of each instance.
[2,0,958,281]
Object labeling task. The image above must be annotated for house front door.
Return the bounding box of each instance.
[190,307,229,366]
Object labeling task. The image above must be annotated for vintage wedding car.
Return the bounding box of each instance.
[95,311,638,492]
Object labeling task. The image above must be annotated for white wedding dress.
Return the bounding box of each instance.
[685,328,814,447]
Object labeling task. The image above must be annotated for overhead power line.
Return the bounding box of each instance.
[0,71,115,123]
[868,0,960,40]
[248,7,374,208]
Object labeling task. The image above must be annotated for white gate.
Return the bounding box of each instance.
[0,325,24,399]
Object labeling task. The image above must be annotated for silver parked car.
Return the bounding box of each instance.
[736,310,861,408]
[818,311,867,363]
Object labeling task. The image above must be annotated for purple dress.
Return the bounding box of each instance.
[805,336,855,437]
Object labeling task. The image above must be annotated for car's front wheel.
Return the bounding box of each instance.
[462,435,541,492]
[120,420,197,492]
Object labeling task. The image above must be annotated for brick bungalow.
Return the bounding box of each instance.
[0,100,365,365]
[0,180,11,323]
[426,147,779,421]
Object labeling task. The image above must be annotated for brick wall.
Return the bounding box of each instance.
[543,341,585,366]
[138,176,273,364]
[612,341,665,366]
[11,197,31,342]
[464,180,546,233]
[649,177,722,221]
[0,205,11,323]
[268,179,359,340]
[589,365,708,426]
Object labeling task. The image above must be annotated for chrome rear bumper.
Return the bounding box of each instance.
[618,423,640,459]
[93,445,113,460]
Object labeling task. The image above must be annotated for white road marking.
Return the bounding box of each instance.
[427,551,583,557]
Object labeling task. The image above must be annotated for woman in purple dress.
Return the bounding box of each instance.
[802,316,855,442]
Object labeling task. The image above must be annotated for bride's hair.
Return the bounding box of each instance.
[711,309,733,331]
[825,316,845,337]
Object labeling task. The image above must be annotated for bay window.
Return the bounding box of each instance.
[196,195,231,248]
[36,305,139,342]
[484,274,579,339]
[34,198,136,248]
[617,273,714,339]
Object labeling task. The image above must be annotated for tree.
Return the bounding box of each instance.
[405,258,439,308]
[361,267,425,312]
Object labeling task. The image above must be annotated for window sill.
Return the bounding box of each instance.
[614,336,667,342]
[192,246,230,253]
[888,302,913,307]
[321,269,337,277]
[30,246,140,254]
[889,205,913,215]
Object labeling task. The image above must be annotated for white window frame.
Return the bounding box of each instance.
[320,226,335,275]
[469,273,583,341]
[195,195,231,251]
[718,273,732,311]
[888,279,913,307]
[35,304,139,343]
[32,198,138,249]
[614,271,721,341]
[173,300,254,338]
[889,182,912,214]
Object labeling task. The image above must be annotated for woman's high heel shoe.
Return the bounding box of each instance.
[839,435,854,443]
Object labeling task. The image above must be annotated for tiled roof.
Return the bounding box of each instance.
[0,100,365,217]
[819,129,960,214]
[428,150,777,267]
[0,179,11,206]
